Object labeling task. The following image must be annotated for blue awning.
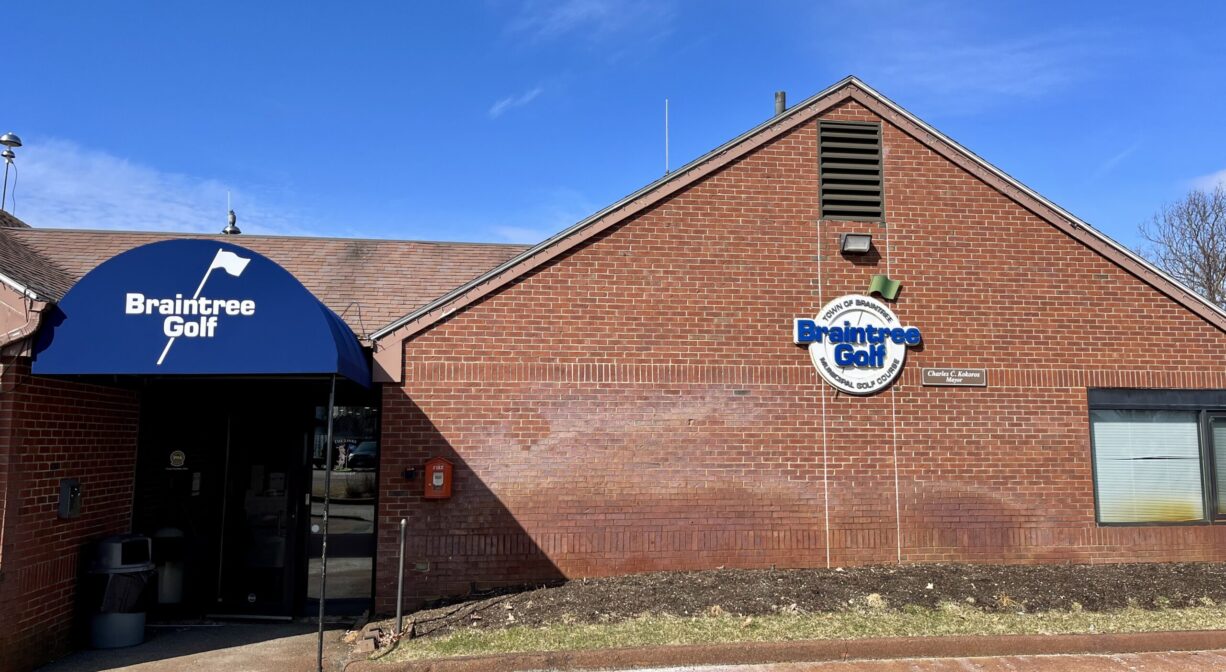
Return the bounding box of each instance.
[33,239,371,386]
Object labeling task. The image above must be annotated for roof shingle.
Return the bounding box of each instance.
[2,228,527,336]
[0,229,75,299]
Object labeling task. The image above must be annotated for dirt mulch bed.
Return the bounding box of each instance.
[403,563,1226,639]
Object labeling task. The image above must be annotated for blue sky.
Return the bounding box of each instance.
[5,1,1225,251]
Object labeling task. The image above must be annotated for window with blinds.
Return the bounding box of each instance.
[1090,409,1205,524]
[819,121,883,221]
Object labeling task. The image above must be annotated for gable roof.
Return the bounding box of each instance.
[4,228,527,337]
[368,76,1226,366]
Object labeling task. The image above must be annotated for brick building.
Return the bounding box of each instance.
[2,77,1225,669]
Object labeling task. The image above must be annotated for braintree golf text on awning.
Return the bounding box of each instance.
[33,239,370,386]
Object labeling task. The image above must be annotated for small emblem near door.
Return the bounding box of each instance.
[247,593,257,604]
[169,450,186,469]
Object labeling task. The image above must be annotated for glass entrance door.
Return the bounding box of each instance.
[213,405,308,617]
[135,379,378,618]
[306,404,379,614]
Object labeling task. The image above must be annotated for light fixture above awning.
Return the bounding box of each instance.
[32,239,370,386]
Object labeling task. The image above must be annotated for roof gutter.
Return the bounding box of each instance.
[0,276,49,354]
[0,269,44,304]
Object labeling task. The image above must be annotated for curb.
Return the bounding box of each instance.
[347,629,1226,671]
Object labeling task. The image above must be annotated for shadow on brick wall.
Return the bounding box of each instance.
[375,393,564,615]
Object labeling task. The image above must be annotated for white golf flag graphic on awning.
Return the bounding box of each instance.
[157,248,253,366]
[210,249,251,277]
[193,249,251,298]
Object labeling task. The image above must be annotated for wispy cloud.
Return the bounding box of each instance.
[488,187,599,244]
[874,31,1107,102]
[10,138,320,235]
[1092,140,1142,178]
[815,3,1123,114]
[489,86,544,119]
[1192,169,1226,191]
[506,0,676,48]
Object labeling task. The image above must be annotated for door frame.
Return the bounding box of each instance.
[1206,412,1226,522]
[210,405,312,619]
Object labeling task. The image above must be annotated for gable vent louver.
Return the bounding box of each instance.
[820,121,883,220]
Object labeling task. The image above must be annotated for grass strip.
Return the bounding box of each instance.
[382,603,1226,662]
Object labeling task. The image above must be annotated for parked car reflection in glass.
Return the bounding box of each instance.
[346,441,378,471]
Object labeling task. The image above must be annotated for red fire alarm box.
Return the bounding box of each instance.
[423,457,453,499]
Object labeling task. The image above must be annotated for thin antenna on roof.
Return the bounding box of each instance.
[0,132,22,214]
[664,99,670,175]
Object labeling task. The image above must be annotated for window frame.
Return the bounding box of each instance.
[1207,413,1226,522]
[1088,389,1226,527]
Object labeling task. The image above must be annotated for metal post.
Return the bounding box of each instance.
[395,518,406,636]
[317,375,336,672]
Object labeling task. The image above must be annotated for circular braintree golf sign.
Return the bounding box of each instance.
[793,294,921,395]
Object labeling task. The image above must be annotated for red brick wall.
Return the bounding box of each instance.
[0,358,140,672]
[375,100,1226,612]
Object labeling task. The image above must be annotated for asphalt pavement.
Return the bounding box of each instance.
[36,623,352,672]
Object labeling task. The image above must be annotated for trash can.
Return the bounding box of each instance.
[82,534,155,649]
[152,527,185,605]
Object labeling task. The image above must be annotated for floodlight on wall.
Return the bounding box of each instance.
[840,233,873,255]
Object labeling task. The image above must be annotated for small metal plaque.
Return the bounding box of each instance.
[922,368,987,387]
